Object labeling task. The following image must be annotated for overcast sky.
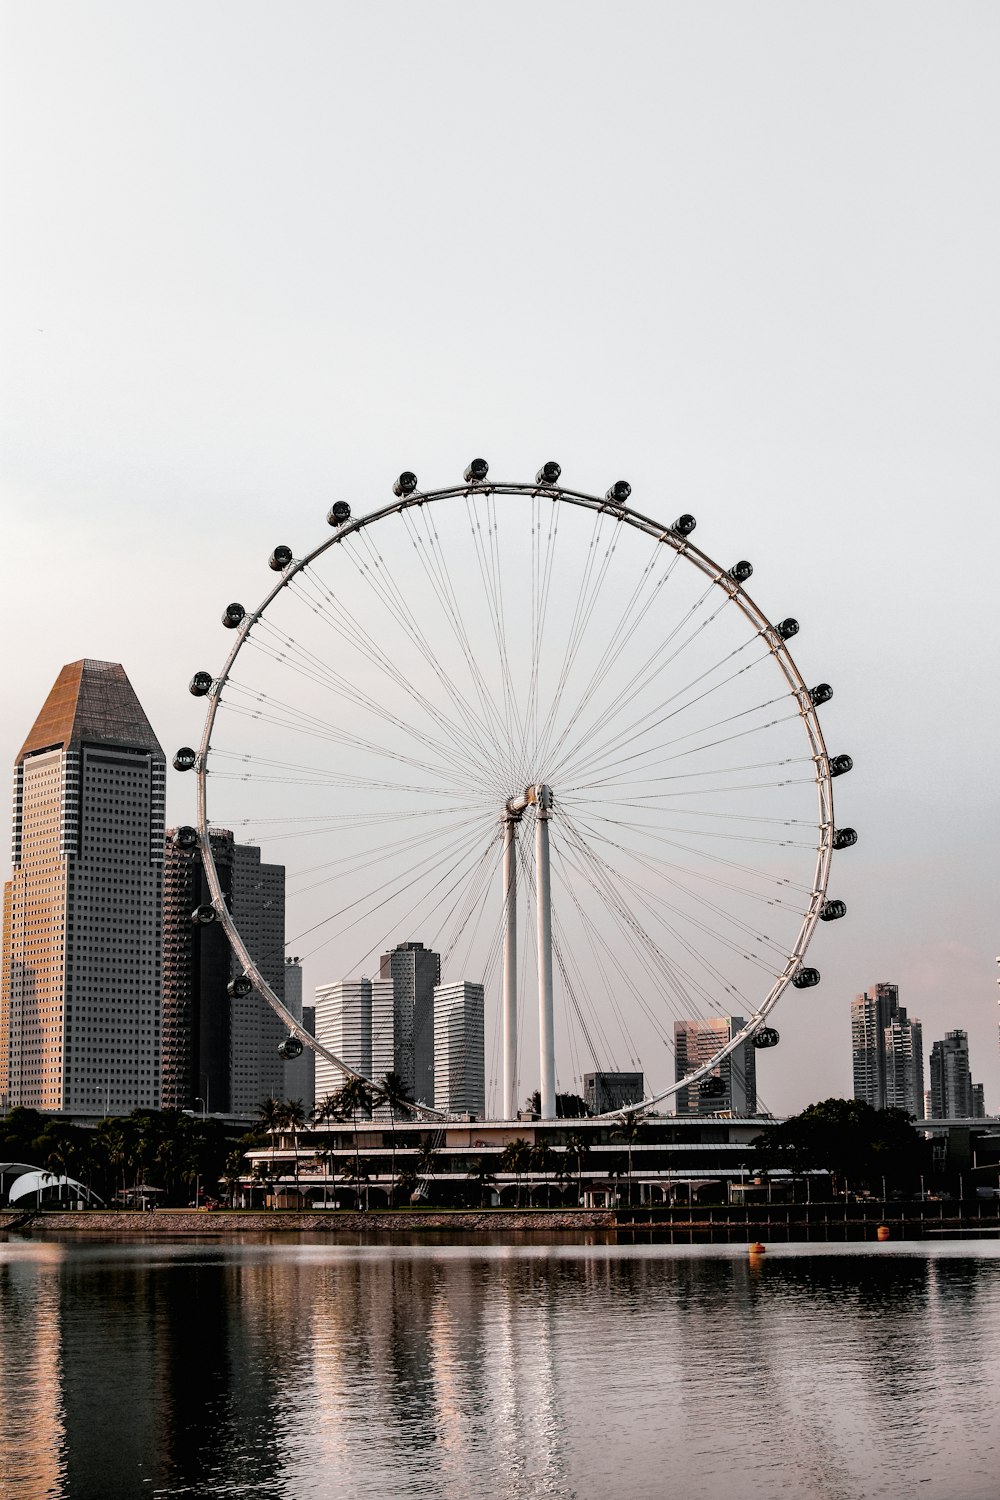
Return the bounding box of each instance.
[2,1,997,1114]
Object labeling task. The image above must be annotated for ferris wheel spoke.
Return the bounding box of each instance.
[289,813,489,897]
[402,503,521,785]
[341,526,513,776]
[554,634,771,786]
[558,812,790,978]
[541,536,680,775]
[283,572,504,782]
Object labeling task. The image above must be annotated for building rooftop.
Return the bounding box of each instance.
[18,659,163,762]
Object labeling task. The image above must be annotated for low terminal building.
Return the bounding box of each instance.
[239,1112,780,1209]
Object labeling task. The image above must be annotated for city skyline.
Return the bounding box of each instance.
[2,7,998,1115]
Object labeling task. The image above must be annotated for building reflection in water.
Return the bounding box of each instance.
[2,1236,1000,1498]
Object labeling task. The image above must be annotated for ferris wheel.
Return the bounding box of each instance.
[172,460,855,1121]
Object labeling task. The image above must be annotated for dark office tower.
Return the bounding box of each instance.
[852,982,924,1117]
[230,844,286,1114]
[379,941,440,1106]
[1,660,164,1113]
[161,832,287,1116]
[161,829,236,1113]
[929,1030,976,1119]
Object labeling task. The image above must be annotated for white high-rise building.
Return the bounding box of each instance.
[433,981,485,1116]
[313,980,372,1102]
[1,660,164,1114]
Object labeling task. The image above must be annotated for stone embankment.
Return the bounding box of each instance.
[0,1208,618,1235]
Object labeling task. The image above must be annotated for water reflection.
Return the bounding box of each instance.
[1,1236,999,1499]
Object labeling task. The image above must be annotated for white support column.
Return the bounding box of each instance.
[535,784,556,1120]
[502,815,518,1120]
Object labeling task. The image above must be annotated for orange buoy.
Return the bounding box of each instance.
[876,1224,890,1241]
[748,1242,766,1255]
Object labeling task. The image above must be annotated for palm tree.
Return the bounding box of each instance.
[334,1076,375,1199]
[466,1156,497,1209]
[499,1137,531,1207]
[375,1071,414,1206]
[258,1096,285,1177]
[612,1111,642,1207]
[222,1149,246,1208]
[339,1155,371,1210]
[251,1158,274,1208]
[284,1098,306,1202]
[528,1140,557,1206]
[564,1132,590,1205]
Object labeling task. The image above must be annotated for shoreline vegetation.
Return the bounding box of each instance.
[3,1201,999,1242]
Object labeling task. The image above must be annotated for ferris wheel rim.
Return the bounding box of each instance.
[189,475,838,1122]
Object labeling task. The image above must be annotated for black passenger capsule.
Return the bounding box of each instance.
[172,747,197,772]
[269,545,293,571]
[189,671,213,697]
[809,683,833,706]
[191,904,216,926]
[829,754,853,777]
[792,967,821,989]
[753,1027,780,1049]
[535,461,562,485]
[729,560,753,583]
[222,602,245,629]
[464,458,489,483]
[278,1035,304,1060]
[699,1075,727,1097]
[327,501,351,526]
[172,826,199,849]
[776,618,799,640]
[606,480,631,505]
[671,513,697,537]
[392,472,418,497]
[833,827,858,849]
[820,899,847,921]
[228,975,253,998]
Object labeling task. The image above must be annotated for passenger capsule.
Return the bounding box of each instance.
[606,480,631,506]
[278,1035,304,1060]
[792,967,821,989]
[172,826,199,850]
[833,827,858,850]
[829,754,853,777]
[699,1075,727,1097]
[535,461,562,486]
[464,458,489,483]
[753,1027,780,1049]
[228,975,253,998]
[191,904,216,926]
[172,747,197,772]
[222,602,245,629]
[269,545,293,571]
[820,899,847,922]
[729,560,753,583]
[189,671,213,697]
[776,618,799,641]
[809,683,833,706]
[327,500,351,526]
[671,513,697,537]
[392,471,418,497]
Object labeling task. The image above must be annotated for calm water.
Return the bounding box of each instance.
[2,1234,1000,1500]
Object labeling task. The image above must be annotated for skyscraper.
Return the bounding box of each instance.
[433,981,485,1116]
[161,827,236,1113]
[283,956,315,1116]
[161,830,288,1116]
[852,982,924,1116]
[929,1030,976,1119]
[1,660,164,1113]
[313,979,385,1103]
[379,941,440,1106]
[673,1017,757,1116]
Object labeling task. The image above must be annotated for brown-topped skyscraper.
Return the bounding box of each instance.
[1,660,165,1113]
